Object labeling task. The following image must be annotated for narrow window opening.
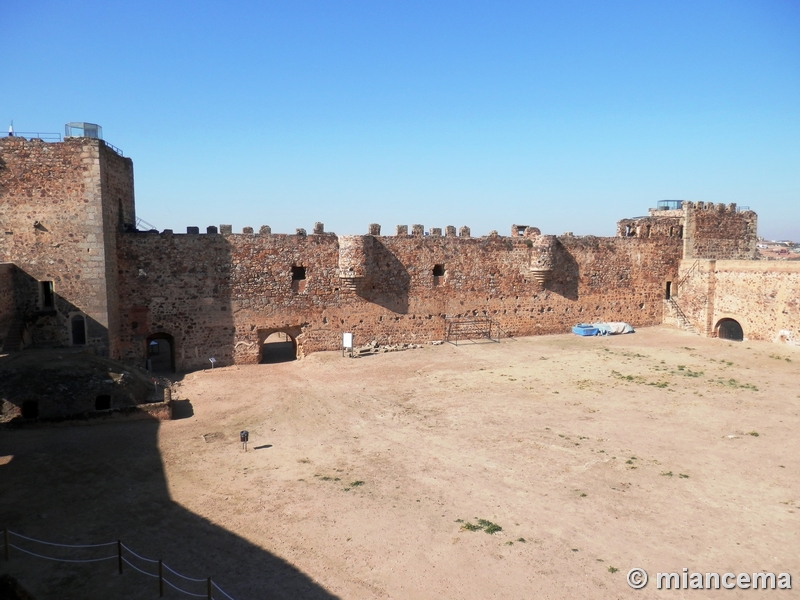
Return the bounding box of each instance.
[71,315,87,345]
[678,225,684,239]
[433,264,445,286]
[40,281,54,309]
[291,266,307,293]
[645,225,651,238]
[95,395,111,410]
[22,400,38,419]
[665,281,672,300]
[669,226,674,237]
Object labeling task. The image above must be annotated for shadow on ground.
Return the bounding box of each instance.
[0,417,339,600]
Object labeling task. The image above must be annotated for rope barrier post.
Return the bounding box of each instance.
[158,559,164,597]
[117,540,123,574]
[207,576,212,600]
[4,527,9,561]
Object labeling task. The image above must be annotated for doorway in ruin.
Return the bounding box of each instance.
[146,332,175,372]
[716,318,744,341]
[22,400,38,419]
[71,314,87,345]
[260,331,297,364]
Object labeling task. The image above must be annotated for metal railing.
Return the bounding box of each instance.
[444,317,511,345]
[2,132,62,141]
[2,132,123,155]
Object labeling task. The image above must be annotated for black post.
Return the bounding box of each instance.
[117,540,123,574]
[4,527,9,561]
[158,559,163,596]
[207,576,212,599]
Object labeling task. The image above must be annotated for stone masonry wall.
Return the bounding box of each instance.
[98,143,136,358]
[673,259,800,345]
[683,202,757,260]
[115,226,682,370]
[0,137,134,354]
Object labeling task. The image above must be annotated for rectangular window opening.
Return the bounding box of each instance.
[433,264,445,277]
[291,266,306,280]
[40,281,54,309]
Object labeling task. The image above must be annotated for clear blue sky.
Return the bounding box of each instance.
[3,1,799,239]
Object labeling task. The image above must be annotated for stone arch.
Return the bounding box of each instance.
[146,332,175,372]
[259,327,302,363]
[716,318,744,341]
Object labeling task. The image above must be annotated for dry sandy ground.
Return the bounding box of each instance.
[1,327,799,599]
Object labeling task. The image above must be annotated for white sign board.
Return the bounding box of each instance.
[342,333,354,349]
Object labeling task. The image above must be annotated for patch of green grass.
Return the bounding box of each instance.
[648,381,669,388]
[477,519,503,534]
[350,480,365,487]
[748,431,760,437]
[460,518,503,534]
[679,473,689,478]
[661,471,674,477]
[715,378,758,391]
[608,566,619,574]
[517,538,526,543]
[505,541,514,546]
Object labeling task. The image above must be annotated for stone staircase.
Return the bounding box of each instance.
[665,298,700,335]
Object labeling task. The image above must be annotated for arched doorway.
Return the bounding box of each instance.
[717,318,744,341]
[71,314,87,345]
[260,331,297,364]
[146,332,175,372]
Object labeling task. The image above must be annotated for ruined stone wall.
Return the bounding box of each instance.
[616,212,683,239]
[683,202,757,260]
[0,137,133,353]
[115,226,682,370]
[673,259,800,345]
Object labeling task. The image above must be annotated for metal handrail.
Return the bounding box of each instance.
[3,132,62,141]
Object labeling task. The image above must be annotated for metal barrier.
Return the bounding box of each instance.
[3,527,236,599]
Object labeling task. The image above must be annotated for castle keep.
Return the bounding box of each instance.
[1,134,797,374]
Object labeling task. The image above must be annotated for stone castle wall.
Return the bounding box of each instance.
[0,137,135,355]
[4,136,787,371]
[115,226,682,370]
[673,259,800,345]
[682,202,757,260]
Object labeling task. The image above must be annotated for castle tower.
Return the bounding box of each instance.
[0,133,135,357]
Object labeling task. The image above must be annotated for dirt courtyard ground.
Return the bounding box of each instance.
[1,326,799,599]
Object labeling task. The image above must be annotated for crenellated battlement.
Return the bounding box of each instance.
[0,135,764,370]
